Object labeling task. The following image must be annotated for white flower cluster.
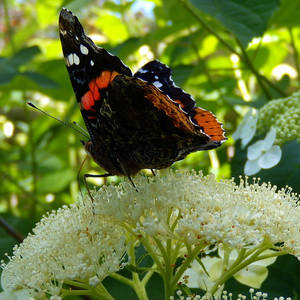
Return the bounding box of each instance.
[1,197,125,297]
[171,288,292,300]
[1,172,300,299]
[93,171,300,256]
[257,92,300,145]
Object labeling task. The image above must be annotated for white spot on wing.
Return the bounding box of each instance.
[73,53,80,65]
[155,75,159,79]
[138,68,148,74]
[153,81,163,88]
[75,36,79,41]
[60,29,67,36]
[90,60,94,66]
[80,44,89,55]
[67,54,74,66]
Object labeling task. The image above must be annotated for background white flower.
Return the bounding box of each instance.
[233,108,258,148]
[245,127,282,176]
[182,248,276,292]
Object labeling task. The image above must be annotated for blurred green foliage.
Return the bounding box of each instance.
[0,0,299,298]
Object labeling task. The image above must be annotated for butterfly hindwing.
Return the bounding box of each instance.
[134,60,196,113]
[135,60,225,143]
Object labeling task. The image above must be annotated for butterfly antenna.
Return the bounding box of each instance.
[27,102,90,139]
[73,121,89,136]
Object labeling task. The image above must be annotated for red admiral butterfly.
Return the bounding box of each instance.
[59,8,226,183]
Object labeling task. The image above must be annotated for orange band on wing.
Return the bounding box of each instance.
[96,71,111,89]
[193,108,225,142]
[81,70,119,111]
[81,91,96,110]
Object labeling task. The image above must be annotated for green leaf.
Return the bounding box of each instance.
[22,71,59,88]
[9,46,41,68]
[0,58,19,85]
[0,214,32,259]
[95,13,129,44]
[270,0,300,28]
[110,37,142,60]
[37,169,75,193]
[189,0,280,47]
[171,64,195,86]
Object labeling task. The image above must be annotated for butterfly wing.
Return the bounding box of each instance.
[135,60,226,145]
[59,8,132,141]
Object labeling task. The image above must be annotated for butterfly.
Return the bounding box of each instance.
[59,8,226,185]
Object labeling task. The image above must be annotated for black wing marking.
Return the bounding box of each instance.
[134,60,195,113]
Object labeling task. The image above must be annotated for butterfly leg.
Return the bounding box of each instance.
[114,155,139,192]
[127,176,138,192]
[84,173,112,201]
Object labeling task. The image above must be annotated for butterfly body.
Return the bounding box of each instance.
[59,8,226,177]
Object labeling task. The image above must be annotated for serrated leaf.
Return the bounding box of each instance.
[189,0,280,47]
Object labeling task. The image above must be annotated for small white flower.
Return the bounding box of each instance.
[245,128,282,175]
[0,289,36,300]
[94,171,300,258]
[1,197,125,297]
[233,108,258,148]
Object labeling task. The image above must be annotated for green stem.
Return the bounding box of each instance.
[209,244,273,295]
[179,0,239,56]
[93,282,116,300]
[181,0,286,98]
[114,232,150,300]
[132,272,149,300]
[190,33,226,103]
[170,244,204,290]
[235,39,272,100]
[61,289,92,296]
[62,280,114,300]
[26,95,38,220]
[109,273,134,287]
[141,267,155,286]
[288,27,300,86]
[2,0,16,53]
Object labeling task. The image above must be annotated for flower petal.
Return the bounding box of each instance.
[233,109,258,148]
[244,159,261,176]
[240,116,258,148]
[262,127,277,151]
[182,257,223,291]
[234,264,268,288]
[258,145,282,169]
[247,140,264,160]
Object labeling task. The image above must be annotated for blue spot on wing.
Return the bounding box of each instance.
[134,60,196,113]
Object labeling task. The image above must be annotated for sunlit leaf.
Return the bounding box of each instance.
[189,0,280,47]
[95,13,129,44]
[270,0,300,28]
[37,169,74,193]
[37,0,62,29]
